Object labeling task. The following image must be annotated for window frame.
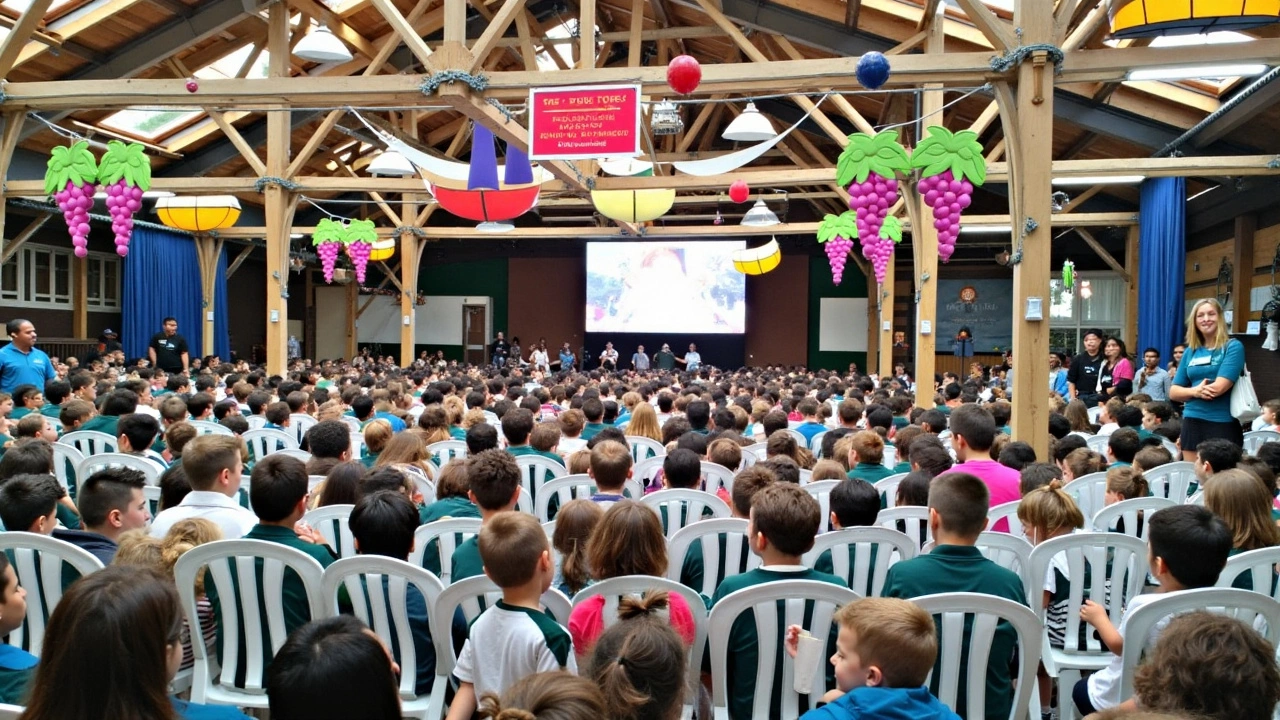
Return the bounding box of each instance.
[0,243,121,311]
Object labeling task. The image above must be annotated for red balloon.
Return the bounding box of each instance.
[666,55,702,95]
[729,180,749,203]
[185,78,198,93]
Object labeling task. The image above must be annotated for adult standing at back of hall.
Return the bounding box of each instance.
[1067,329,1105,408]
[1170,298,1245,462]
[0,319,56,395]
[148,317,189,375]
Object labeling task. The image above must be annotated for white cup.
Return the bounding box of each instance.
[792,631,825,694]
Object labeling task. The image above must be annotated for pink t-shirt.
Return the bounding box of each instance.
[942,460,1022,532]
[568,590,697,657]
[1111,358,1134,382]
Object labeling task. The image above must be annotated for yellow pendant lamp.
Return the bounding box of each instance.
[368,237,396,262]
[1109,0,1280,38]
[732,238,782,275]
[155,195,242,232]
[590,189,676,223]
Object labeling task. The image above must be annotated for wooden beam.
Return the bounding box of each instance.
[225,244,255,278]
[208,112,267,176]
[73,247,87,339]
[469,0,528,71]
[578,0,597,69]
[0,213,49,265]
[913,2,944,413]
[1125,224,1139,344]
[513,9,538,68]
[345,279,358,359]
[0,0,52,77]
[368,0,439,66]
[0,112,28,265]
[627,0,645,67]
[1233,213,1257,332]
[951,0,1015,51]
[1060,184,1103,213]
[1075,227,1129,281]
[264,1,292,377]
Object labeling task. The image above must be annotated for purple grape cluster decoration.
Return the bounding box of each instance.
[909,127,985,263]
[833,130,911,285]
[45,141,99,258]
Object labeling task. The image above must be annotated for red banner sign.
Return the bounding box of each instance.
[528,84,641,160]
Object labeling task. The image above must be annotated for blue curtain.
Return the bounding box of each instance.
[1137,177,1186,363]
[122,227,230,361]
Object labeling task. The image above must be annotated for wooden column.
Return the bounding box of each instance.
[1126,224,1140,344]
[1008,0,1055,455]
[193,234,224,357]
[345,278,358,359]
[72,254,87,338]
[911,3,945,411]
[399,114,423,368]
[0,113,25,259]
[879,250,895,378]
[263,2,292,376]
[1233,213,1256,333]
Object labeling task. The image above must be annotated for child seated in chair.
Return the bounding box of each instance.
[813,478,883,592]
[0,552,34,705]
[449,449,521,582]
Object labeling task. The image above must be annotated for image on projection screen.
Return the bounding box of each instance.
[586,241,746,334]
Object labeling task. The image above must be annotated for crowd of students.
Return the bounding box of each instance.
[0,327,1276,720]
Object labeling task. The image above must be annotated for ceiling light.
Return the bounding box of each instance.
[1126,63,1268,81]
[293,26,353,63]
[959,224,1011,234]
[1052,175,1146,185]
[740,199,780,227]
[477,221,515,233]
[722,102,776,142]
[366,150,417,177]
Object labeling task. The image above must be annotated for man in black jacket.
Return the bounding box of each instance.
[1067,328,1105,408]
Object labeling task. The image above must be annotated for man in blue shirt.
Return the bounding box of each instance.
[557,343,576,371]
[0,319,56,395]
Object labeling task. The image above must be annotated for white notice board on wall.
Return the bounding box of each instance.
[819,298,869,352]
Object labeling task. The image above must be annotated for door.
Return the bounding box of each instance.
[464,304,487,365]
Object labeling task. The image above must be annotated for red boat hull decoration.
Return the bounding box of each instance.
[429,184,540,222]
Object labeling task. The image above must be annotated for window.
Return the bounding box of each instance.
[1,244,120,311]
[1049,272,1127,355]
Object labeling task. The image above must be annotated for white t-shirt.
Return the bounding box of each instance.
[1087,592,1171,709]
[685,351,702,369]
[149,490,257,540]
[454,600,576,699]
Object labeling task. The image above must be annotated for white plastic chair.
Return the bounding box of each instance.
[426,440,468,467]
[783,428,808,447]
[245,415,268,430]
[1217,545,1280,599]
[809,430,828,455]
[50,441,84,498]
[1086,406,1103,424]
[513,454,568,503]
[339,415,361,433]
[572,575,707,719]
[797,469,813,485]
[743,442,768,461]
[700,461,736,496]
[58,429,117,457]
[303,504,356,559]
[927,531,1037,601]
[707,580,860,720]
[409,518,481,584]
[912,592,1043,720]
[273,448,312,463]
[191,420,234,436]
[1244,430,1280,455]
[801,527,916,596]
[0,533,103,656]
[666,518,761,599]
[876,506,932,548]
[1086,434,1111,454]
[874,473,909,509]
[1159,437,1179,458]
[0,704,22,719]
[320,556,444,718]
[633,455,667,488]
[289,413,318,447]
[803,480,840,534]
[174,539,327,709]
[1063,471,1109,520]
[987,500,1024,538]
[1091,496,1176,541]
[1186,489,1204,505]
[626,436,665,462]
[75,452,164,491]
[1117,587,1280,704]
[533,474,644,523]
[1143,461,1197,502]
[428,577,571,720]
[640,489,732,539]
[1027,532,1149,716]
[242,428,298,460]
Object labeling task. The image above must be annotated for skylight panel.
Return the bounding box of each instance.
[195,44,271,81]
[99,108,201,141]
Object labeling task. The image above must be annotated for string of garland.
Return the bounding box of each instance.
[10,197,193,236]
[358,284,428,305]
[1268,156,1280,169]
[1006,216,1039,266]
[254,176,302,192]
[989,29,1065,74]
[393,225,427,237]
[418,71,517,121]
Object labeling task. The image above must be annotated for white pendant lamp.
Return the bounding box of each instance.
[294,26,354,63]
[367,150,417,177]
[740,199,780,227]
[722,102,776,142]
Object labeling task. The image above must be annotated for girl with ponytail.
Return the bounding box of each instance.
[584,592,688,720]
[477,671,606,720]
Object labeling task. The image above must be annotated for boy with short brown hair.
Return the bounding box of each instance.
[587,439,632,506]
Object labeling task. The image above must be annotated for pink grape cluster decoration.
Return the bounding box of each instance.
[312,218,346,283]
[815,211,856,285]
[96,141,152,257]
[909,127,985,263]
[44,142,99,258]
[344,219,378,285]
[832,130,911,285]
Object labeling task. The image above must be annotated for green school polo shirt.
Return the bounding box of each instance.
[78,414,119,436]
[451,535,484,582]
[848,462,894,483]
[580,423,608,441]
[39,404,61,419]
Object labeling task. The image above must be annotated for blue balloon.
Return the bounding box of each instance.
[856,52,891,90]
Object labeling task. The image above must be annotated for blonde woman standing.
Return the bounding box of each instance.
[1169,298,1245,461]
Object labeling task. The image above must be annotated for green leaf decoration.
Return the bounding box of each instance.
[311,218,345,246]
[880,215,903,244]
[816,211,858,243]
[98,141,152,191]
[836,131,911,187]
[344,218,378,245]
[909,126,987,185]
[44,141,98,196]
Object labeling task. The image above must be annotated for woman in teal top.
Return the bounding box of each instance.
[1170,298,1245,461]
[0,553,35,705]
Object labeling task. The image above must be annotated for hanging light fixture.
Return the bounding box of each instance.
[293,26,354,63]
[367,150,417,177]
[722,102,776,142]
[651,100,684,135]
[740,199,780,227]
[1108,0,1280,38]
[155,196,242,232]
[368,237,396,262]
[590,189,677,223]
[477,221,516,233]
[732,238,782,274]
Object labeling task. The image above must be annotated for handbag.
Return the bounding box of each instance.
[1231,364,1262,423]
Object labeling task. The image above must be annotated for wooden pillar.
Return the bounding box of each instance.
[866,288,879,375]
[263,2,292,376]
[345,278,358,360]
[72,254,87,338]
[911,4,945,411]
[878,251,895,378]
[1008,0,1055,455]
[399,115,423,368]
[1233,213,1256,333]
[0,113,25,259]
[1126,225,1140,344]
[193,234,223,357]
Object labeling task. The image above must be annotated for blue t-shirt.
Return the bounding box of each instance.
[0,343,56,395]
[1172,339,1245,423]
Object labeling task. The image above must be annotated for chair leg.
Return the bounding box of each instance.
[1057,668,1082,720]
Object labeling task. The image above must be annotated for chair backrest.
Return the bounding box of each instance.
[1143,461,1197,502]
[783,428,808,447]
[1087,406,1103,423]
[875,506,932,548]
[1243,429,1280,455]
[245,415,269,431]
[912,592,1043,720]
[874,473,909,509]
[50,441,84,497]
[801,527,917,596]
[426,440,468,467]
[1063,471,1109,520]
[987,500,1024,538]
[923,532,1037,601]
[626,436,665,462]
[349,431,366,459]
[513,454,567,502]
[174,539,326,704]
[289,414,318,447]
[1027,532,1150,656]
[533,474,643,523]
[708,580,860,718]
[1117,587,1280,703]
[640,489,732,539]
[1091,496,1177,541]
[0,533,103,655]
[882,443,897,469]
[1159,437,1179,458]
[803,480,840,534]
[743,442,768,461]
[409,518,482,584]
[1217,545,1280,600]
[191,420,234,436]
[273,448,312,463]
[242,428,298,460]
[1186,489,1204,505]
[700,461,736,495]
[76,452,163,491]
[633,455,666,488]
[320,556,444,703]
[797,469,813,485]
[0,704,22,719]
[1086,434,1111,454]
[303,504,357,559]
[58,429,117,457]
[666,518,761,598]
[809,430,828,455]
[339,415,361,433]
